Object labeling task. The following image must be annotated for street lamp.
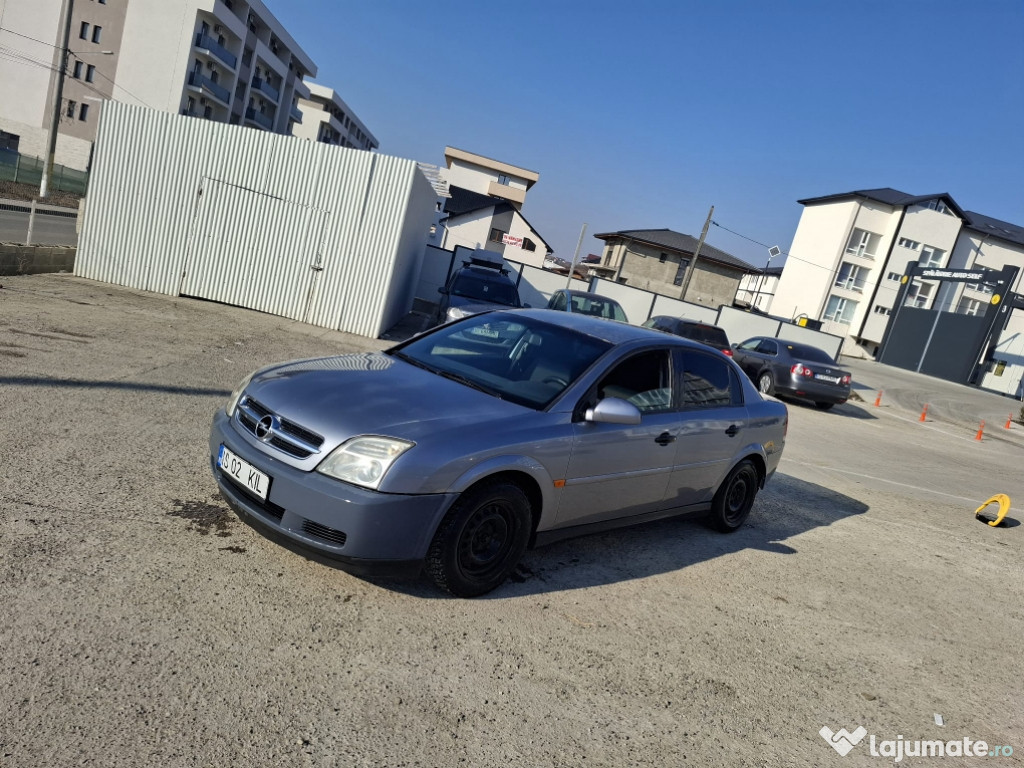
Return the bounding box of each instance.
[752,245,781,311]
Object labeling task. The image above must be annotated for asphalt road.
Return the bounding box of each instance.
[0,208,78,245]
[1,274,1022,767]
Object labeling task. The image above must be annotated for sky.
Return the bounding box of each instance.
[270,0,1024,271]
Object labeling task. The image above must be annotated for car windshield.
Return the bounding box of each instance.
[786,343,835,364]
[571,294,627,322]
[450,272,518,306]
[388,313,612,409]
[687,324,729,347]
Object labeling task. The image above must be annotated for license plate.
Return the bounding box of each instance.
[815,374,840,384]
[218,444,270,501]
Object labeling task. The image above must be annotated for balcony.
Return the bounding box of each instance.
[251,76,279,103]
[194,32,237,70]
[290,104,303,123]
[187,71,230,106]
[245,107,273,130]
[833,277,866,293]
[487,180,526,208]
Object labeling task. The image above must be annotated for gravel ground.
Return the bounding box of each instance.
[1,274,1022,767]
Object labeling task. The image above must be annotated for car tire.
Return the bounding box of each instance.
[709,459,759,533]
[757,371,775,396]
[814,401,835,411]
[425,480,532,597]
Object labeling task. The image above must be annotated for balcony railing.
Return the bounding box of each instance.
[251,76,280,103]
[245,107,273,130]
[289,104,303,123]
[833,277,865,293]
[844,247,877,260]
[187,71,230,106]
[194,32,237,69]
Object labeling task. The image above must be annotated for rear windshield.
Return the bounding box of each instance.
[451,272,518,306]
[785,343,835,364]
[571,294,627,322]
[683,324,730,347]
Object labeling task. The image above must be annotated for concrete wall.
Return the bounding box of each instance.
[0,243,75,275]
[614,238,741,308]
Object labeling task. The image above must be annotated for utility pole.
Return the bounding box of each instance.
[27,0,73,245]
[679,204,713,301]
[565,222,588,289]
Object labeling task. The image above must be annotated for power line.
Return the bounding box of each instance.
[0,25,59,48]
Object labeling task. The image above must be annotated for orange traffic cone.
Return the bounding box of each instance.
[874,390,883,407]
[919,404,929,422]
[1006,413,1013,430]
[975,420,986,441]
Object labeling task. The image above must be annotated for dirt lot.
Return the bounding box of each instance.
[1,274,1022,767]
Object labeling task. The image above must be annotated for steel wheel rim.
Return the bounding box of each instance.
[724,471,752,524]
[758,375,771,394]
[458,502,515,578]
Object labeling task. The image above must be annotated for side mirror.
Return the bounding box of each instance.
[585,397,641,425]
[523,303,531,309]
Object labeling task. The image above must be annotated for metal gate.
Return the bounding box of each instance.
[179,178,328,322]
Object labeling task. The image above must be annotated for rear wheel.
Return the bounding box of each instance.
[709,460,759,532]
[426,480,532,597]
[814,401,835,410]
[757,371,775,396]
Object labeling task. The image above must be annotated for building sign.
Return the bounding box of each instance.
[918,268,987,282]
[501,234,524,248]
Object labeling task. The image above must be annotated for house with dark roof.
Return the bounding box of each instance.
[425,147,551,267]
[592,228,758,309]
[770,188,1024,383]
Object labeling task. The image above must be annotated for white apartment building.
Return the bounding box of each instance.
[0,0,315,171]
[771,188,1024,358]
[426,146,551,268]
[292,82,377,152]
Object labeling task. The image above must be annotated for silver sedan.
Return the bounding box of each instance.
[210,310,789,596]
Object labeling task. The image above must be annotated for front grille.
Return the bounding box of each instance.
[301,519,347,547]
[236,397,324,459]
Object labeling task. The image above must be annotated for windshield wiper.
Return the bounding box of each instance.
[436,369,503,399]
[389,350,436,372]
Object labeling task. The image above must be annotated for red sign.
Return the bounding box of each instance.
[501,234,524,248]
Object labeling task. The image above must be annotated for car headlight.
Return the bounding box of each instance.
[225,372,255,417]
[447,306,469,320]
[316,436,415,490]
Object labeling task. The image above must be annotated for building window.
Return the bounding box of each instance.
[488,228,506,244]
[522,237,536,252]
[887,271,902,282]
[78,103,89,121]
[845,228,881,259]
[918,245,945,268]
[85,64,95,83]
[92,25,102,43]
[926,199,951,215]
[79,21,90,39]
[873,305,891,316]
[898,237,920,250]
[659,252,667,263]
[956,297,982,316]
[72,60,83,78]
[907,280,934,308]
[497,174,511,186]
[673,259,690,286]
[965,282,994,296]
[834,262,868,292]
[66,99,77,118]
[824,295,857,323]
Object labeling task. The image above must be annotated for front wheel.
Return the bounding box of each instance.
[757,371,775,396]
[709,460,759,533]
[426,480,532,597]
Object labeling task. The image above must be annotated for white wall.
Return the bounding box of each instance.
[978,309,1024,397]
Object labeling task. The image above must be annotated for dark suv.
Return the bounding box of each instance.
[436,257,524,325]
[642,316,733,356]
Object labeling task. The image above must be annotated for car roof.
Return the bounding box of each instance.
[455,264,515,283]
[559,289,620,302]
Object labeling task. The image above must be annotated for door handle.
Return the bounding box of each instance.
[654,431,676,446]
[725,424,740,437]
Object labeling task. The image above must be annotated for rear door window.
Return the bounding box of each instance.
[677,351,742,407]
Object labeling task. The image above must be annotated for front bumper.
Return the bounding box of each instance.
[209,410,457,578]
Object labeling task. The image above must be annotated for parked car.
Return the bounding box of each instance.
[642,316,733,356]
[546,289,628,322]
[732,336,851,409]
[211,310,789,597]
[435,256,524,325]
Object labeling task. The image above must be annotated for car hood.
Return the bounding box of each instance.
[244,352,529,449]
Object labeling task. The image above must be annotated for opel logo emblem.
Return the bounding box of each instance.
[255,414,276,441]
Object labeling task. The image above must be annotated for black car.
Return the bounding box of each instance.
[436,256,524,325]
[642,316,733,357]
[732,336,851,409]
